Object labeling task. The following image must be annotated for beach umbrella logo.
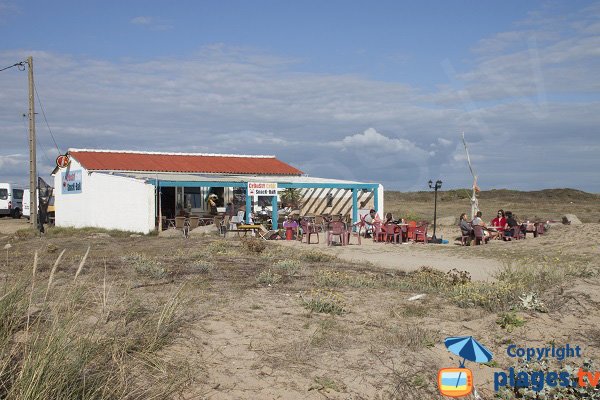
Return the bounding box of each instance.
[438,336,493,397]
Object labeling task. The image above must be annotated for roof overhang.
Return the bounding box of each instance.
[103,171,380,190]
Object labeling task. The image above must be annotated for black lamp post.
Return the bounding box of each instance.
[428,179,442,241]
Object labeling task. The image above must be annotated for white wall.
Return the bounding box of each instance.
[377,184,385,217]
[54,159,155,234]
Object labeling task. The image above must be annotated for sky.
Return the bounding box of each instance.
[1,0,599,192]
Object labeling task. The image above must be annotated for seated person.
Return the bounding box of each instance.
[471,211,484,227]
[283,215,299,228]
[503,211,519,238]
[459,213,473,237]
[363,209,381,237]
[384,212,394,224]
[282,215,299,238]
[491,209,506,233]
[471,211,498,240]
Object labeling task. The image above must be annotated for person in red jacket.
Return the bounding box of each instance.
[491,209,506,233]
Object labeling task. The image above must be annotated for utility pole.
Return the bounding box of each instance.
[27,56,37,228]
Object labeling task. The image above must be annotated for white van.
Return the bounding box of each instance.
[23,190,31,218]
[23,188,55,223]
[0,183,24,218]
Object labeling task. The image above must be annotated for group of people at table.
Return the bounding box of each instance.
[282,208,417,244]
[460,209,529,243]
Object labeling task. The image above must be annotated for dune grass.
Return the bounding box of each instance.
[0,251,189,400]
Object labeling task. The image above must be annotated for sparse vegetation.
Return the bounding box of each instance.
[241,237,266,253]
[496,311,526,332]
[126,253,167,279]
[302,289,346,315]
[256,269,282,285]
[273,259,300,276]
[302,250,335,263]
[190,260,211,273]
[0,194,598,399]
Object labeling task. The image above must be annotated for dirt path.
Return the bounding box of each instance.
[0,217,29,236]
[276,237,503,281]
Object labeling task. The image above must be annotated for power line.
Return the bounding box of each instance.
[33,80,62,154]
[0,61,26,72]
[22,113,53,167]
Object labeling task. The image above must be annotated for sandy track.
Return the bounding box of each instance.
[276,234,503,281]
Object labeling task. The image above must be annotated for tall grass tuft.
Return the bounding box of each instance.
[74,246,91,281]
[0,259,189,399]
[44,249,66,302]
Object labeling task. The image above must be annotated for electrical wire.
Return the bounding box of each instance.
[0,61,26,72]
[22,113,53,167]
[33,80,62,154]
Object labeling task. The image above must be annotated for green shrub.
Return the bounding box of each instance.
[496,312,526,332]
[313,269,377,288]
[274,259,300,277]
[191,260,211,274]
[302,290,346,315]
[256,269,282,285]
[450,281,521,311]
[241,237,266,254]
[125,253,167,279]
[303,250,335,263]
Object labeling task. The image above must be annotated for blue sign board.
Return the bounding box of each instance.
[62,170,82,194]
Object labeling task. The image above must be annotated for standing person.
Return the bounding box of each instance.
[208,194,218,216]
[225,202,235,217]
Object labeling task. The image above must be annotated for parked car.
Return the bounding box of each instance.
[0,183,24,218]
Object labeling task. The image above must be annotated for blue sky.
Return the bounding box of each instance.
[1,0,599,191]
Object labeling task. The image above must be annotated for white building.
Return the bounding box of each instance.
[53,149,384,234]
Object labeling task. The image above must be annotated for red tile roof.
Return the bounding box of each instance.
[69,150,303,176]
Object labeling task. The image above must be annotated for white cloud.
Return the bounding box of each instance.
[130,16,152,25]
[333,128,422,154]
[1,1,600,192]
[130,15,172,30]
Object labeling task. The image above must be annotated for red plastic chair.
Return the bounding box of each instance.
[472,225,486,245]
[385,223,401,244]
[372,223,386,242]
[300,219,320,244]
[407,221,417,241]
[535,222,545,237]
[327,221,347,246]
[349,215,366,245]
[414,223,428,244]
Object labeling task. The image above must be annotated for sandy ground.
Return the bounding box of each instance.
[0,216,30,236]
[276,226,503,281]
[1,219,599,399]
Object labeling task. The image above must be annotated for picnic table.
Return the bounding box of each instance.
[224,224,263,237]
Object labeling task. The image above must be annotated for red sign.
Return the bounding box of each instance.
[56,154,70,169]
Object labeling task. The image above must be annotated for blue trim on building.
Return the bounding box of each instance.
[149,178,380,226]
[148,179,378,191]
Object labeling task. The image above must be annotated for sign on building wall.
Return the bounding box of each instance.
[62,170,82,194]
[247,182,277,196]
